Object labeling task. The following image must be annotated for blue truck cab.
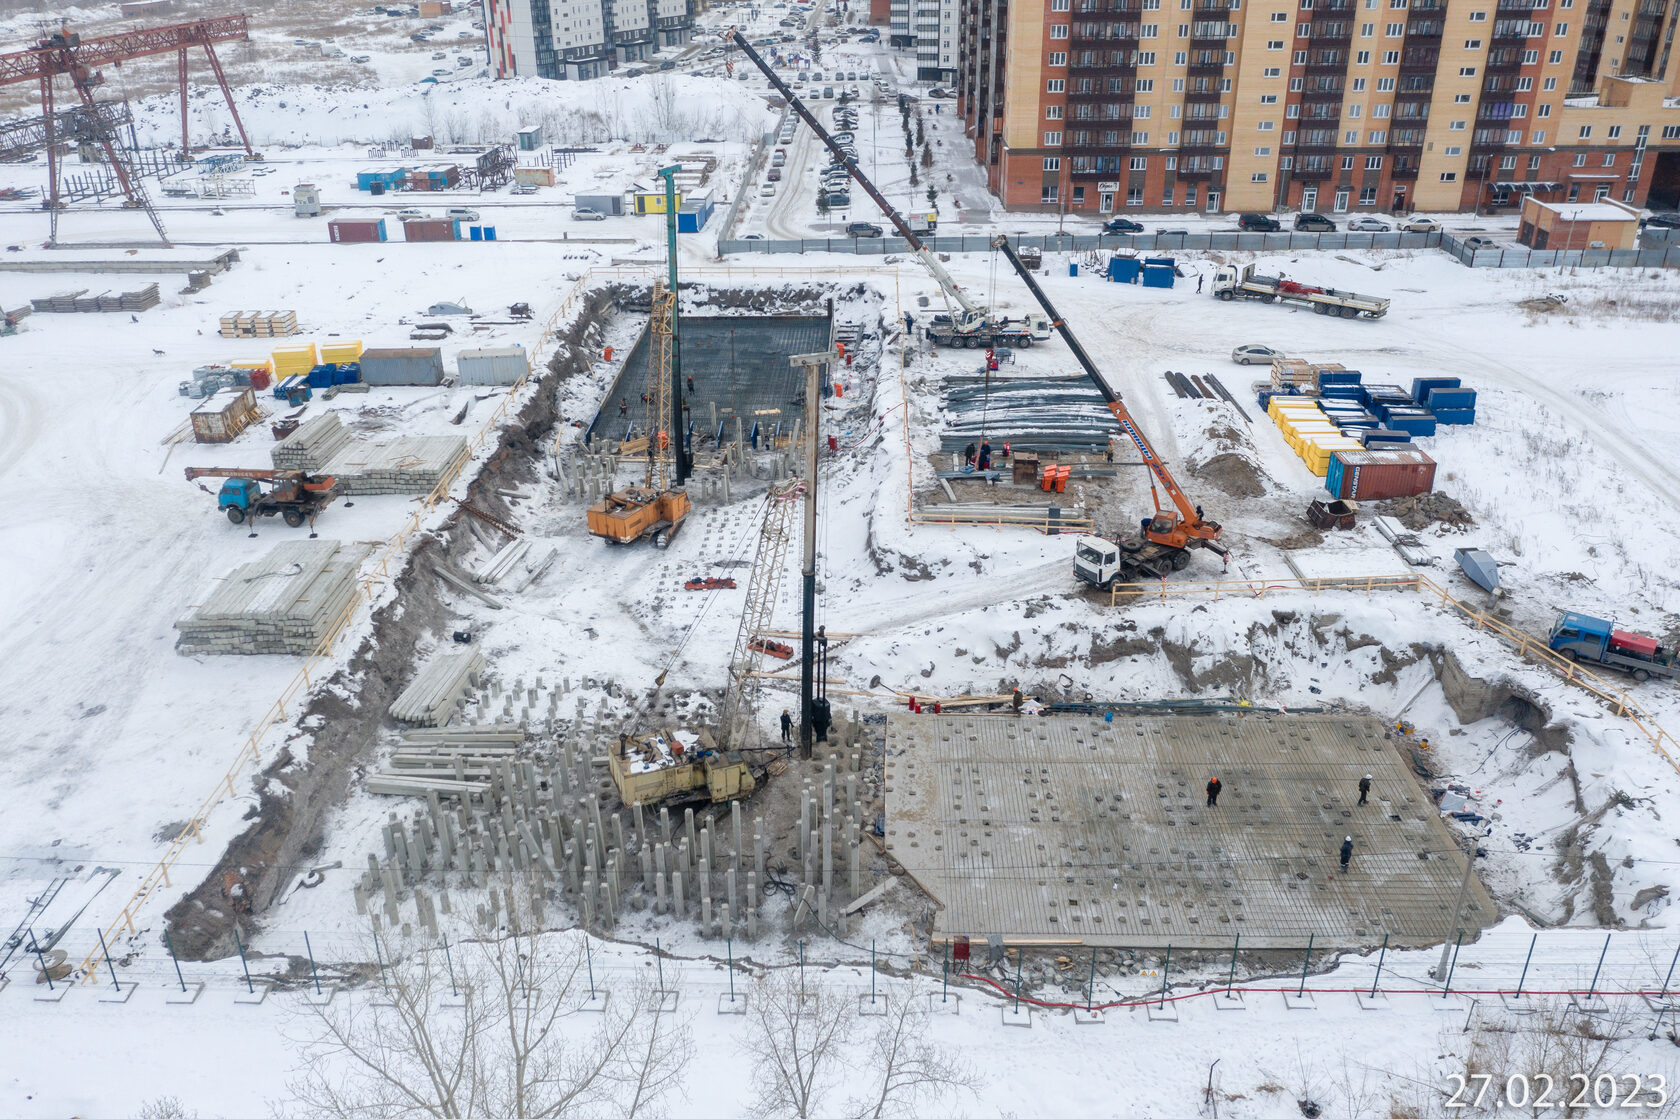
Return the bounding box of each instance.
[218,477,261,514]
[1548,611,1676,681]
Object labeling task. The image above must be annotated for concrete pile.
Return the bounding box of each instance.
[174,540,367,656]
[323,435,469,496]
[389,650,486,726]
[359,689,880,943]
[271,412,353,471]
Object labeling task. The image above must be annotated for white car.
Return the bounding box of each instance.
[760,183,778,197]
[1347,217,1392,232]
[445,207,481,222]
[1231,343,1283,366]
[572,207,607,221]
[394,208,427,219]
[1399,216,1441,233]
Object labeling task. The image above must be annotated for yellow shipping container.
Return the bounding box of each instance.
[321,341,364,363]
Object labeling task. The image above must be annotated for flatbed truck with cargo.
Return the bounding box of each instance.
[1548,612,1677,682]
[1212,263,1389,319]
[923,314,1052,349]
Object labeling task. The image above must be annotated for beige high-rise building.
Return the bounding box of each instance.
[958,0,1680,215]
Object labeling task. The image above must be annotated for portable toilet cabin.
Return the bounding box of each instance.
[294,183,321,217]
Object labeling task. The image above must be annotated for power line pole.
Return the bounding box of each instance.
[1434,828,1488,981]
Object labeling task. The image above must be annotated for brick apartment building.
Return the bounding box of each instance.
[485,0,692,80]
[958,0,1680,215]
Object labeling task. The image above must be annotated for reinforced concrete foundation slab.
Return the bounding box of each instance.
[1357,992,1391,1010]
[165,983,204,1005]
[1501,993,1540,1013]
[1000,1004,1032,1027]
[718,994,748,1015]
[1213,991,1247,1010]
[233,982,271,1005]
[1073,1006,1105,1024]
[1282,991,1317,1010]
[1146,1001,1179,1021]
[577,992,609,1013]
[858,994,887,1016]
[653,990,681,1014]
[924,992,960,1014]
[32,983,68,1003]
[886,713,1497,950]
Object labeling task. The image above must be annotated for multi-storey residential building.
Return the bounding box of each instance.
[957,0,1680,214]
[893,0,960,80]
[486,0,690,80]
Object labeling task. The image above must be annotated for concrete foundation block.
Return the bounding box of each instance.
[1213,991,1247,1010]
[32,983,69,1003]
[1072,1006,1105,1024]
[1000,1003,1032,1027]
[1356,992,1390,1010]
[718,993,748,1015]
[653,990,680,1014]
[924,992,960,1014]
[1570,993,1611,1015]
[1281,991,1316,1010]
[1146,1001,1179,1022]
[439,991,469,1009]
[98,982,139,1004]
[858,993,887,1016]
[166,983,205,1005]
[1432,994,1470,1012]
[1643,993,1680,1013]
[304,986,337,1006]
[233,982,271,1005]
[577,991,609,1013]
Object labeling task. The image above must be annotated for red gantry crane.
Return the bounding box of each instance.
[0,16,256,244]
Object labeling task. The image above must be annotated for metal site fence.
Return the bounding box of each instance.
[721,229,1445,256]
[1439,233,1680,269]
[13,924,1680,1030]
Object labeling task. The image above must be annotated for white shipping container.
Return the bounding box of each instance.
[457,345,530,386]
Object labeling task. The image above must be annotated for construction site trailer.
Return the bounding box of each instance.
[360,347,445,386]
[190,386,260,443]
[402,218,460,242]
[457,345,530,386]
[574,192,623,215]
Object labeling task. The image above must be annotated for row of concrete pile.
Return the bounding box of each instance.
[272,413,352,471]
[174,540,368,656]
[388,650,486,727]
[272,411,469,495]
[360,694,880,942]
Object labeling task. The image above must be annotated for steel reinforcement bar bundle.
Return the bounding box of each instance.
[938,375,1116,455]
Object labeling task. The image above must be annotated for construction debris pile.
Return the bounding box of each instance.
[174,540,367,656]
[30,284,160,314]
[938,374,1115,457]
[361,697,882,941]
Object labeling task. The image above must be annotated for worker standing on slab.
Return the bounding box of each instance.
[781,709,793,743]
[1206,776,1221,807]
[1358,774,1372,805]
[1339,836,1354,872]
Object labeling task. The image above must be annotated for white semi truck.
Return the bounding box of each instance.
[1212,263,1390,319]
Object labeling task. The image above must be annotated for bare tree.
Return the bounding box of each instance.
[844,993,981,1119]
[746,972,850,1119]
[284,926,689,1119]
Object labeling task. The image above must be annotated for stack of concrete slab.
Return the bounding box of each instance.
[271,412,353,471]
[323,435,469,495]
[366,725,524,796]
[174,540,368,656]
[389,649,486,726]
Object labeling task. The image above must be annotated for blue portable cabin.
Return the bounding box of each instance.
[1411,376,1460,403]
[1140,258,1176,288]
[356,167,408,192]
[1108,255,1141,283]
[676,196,714,233]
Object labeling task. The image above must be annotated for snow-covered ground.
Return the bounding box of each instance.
[4,7,1680,1114]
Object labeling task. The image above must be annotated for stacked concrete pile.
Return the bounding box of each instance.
[389,650,486,726]
[175,540,367,655]
[360,692,878,942]
[271,412,353,471]
[323,435,469,496]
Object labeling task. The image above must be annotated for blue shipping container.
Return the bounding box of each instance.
[1108,257,1141,282]
[1425,388,1478,408]
[1141,263,1175,289]
[1360,429,1412,446]
[1411,376,1461,402]
[1433,407,1476,426]
[306,363,336,388]
[1386,413,1438,437]
[1318,370,1362,385]
[333,362,361,385]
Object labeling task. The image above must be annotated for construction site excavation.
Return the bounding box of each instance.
[8,11,1680,1108]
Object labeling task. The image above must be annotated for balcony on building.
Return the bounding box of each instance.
[1187,50,1226,74]
[1175,155,1222,180]
[1305,50,1347,72]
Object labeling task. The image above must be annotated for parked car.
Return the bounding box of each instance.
[1103,217,1144,233]
[847,221,883,237]
[1347,216,1392,231]
[1156,228,1190,236]
[743,233,765,240]
[1231,343,1283,365]
[1643,211,1680,229]
[1398,216,1440,233]
[824,191,851,207]
[822,86,835,98]
[511,183,538,195]
[457,57,474,66]
[394,207,427,219]
[1461,235,1499,250]
[1294,213,1337,231]
[445,207,480,222]
[928,86,953,98]
[1237,212,1280,232]
[767,168,783,182]
[761,183,778,197]
[432,51,448,59]
[431,68,453,76]
[572,206,607,221]
[831,131,854,144]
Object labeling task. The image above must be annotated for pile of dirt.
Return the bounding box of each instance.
[1381,491,1474,530]
[1195,452,1266,497]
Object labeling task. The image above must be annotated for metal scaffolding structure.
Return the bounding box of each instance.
[0,100,131,162]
